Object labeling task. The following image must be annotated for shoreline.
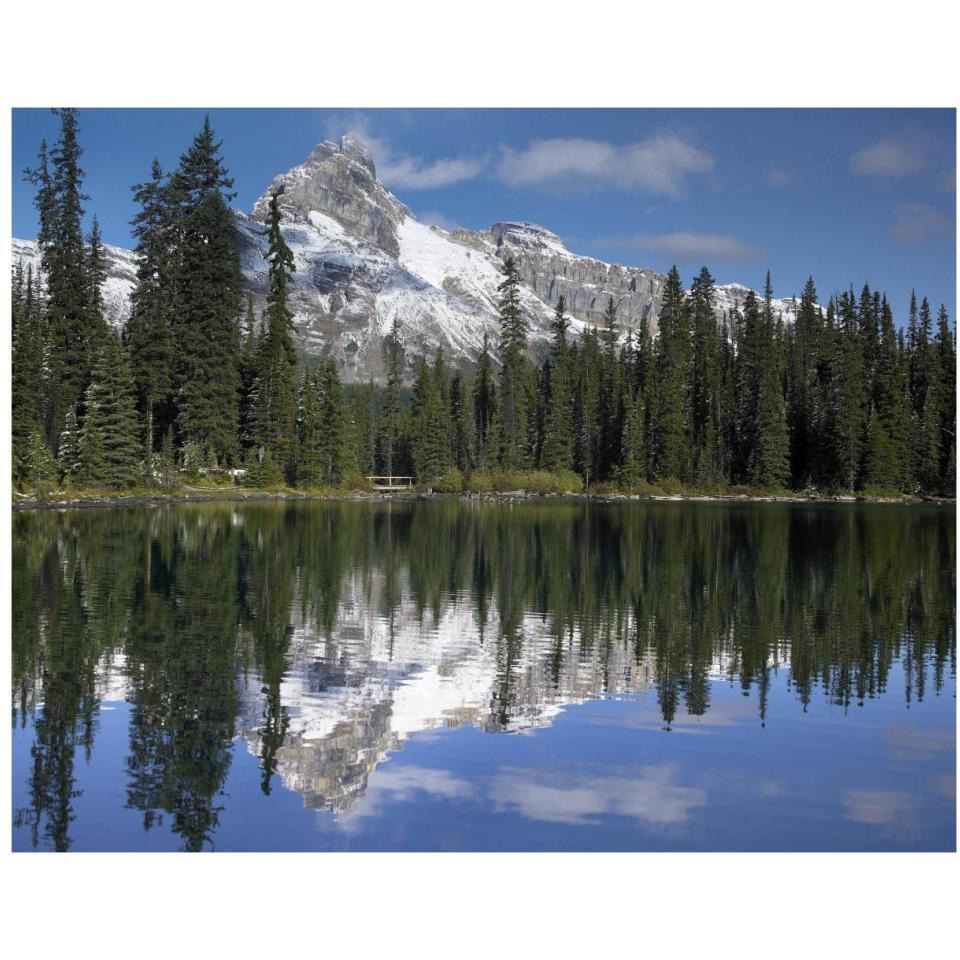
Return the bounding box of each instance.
[11,487,954,512]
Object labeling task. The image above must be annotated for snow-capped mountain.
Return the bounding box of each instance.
[12,136,805,381]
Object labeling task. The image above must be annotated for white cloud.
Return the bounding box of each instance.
[890,202,951,244]
[496,134,713,194]
[850,138,929,177]
[599,231,764,263]
[491,765,706,827]
[337,115,484,191]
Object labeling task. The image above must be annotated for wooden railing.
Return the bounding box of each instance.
[366,476,415,490]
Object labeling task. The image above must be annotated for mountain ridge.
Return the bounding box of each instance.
[12,136,806,381]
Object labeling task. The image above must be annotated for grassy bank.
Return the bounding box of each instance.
[12,469,948,510]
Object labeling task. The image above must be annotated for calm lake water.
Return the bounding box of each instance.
[11,499,956,852]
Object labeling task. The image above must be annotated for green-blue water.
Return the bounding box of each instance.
[11,499,956,851]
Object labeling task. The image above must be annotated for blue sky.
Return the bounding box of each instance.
[12,108,956,323]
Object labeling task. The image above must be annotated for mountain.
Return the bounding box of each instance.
[12,136,806,381]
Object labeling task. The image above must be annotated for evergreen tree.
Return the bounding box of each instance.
[864,295,910,490]
[449,369,473,472]
[12,265,46,486]
[317,358,349,485]
[127,158,175,471]
[57,407,82,484]
[78,330,143,488]
[169,116,243,467]
[382,315,404,477]
[410,353,450,482]
[249,193,297,476]
[689,267,722,484]
[295,368,323,487]
[597,297,623,480]
[787,278,820,487]
[472,332,497,470]
[496,256,529,468]
[25,109,93,444]
[935,305,956,493]
[652,266,690,481]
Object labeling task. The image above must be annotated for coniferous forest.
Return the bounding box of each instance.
[12,110,957,499]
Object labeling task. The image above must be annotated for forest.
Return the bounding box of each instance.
[11,110,957,498]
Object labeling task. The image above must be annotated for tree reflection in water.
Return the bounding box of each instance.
[12,499,956,850]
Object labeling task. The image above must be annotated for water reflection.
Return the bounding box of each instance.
[11,500,956,851]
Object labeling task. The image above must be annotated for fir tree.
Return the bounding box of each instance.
[472,332,497,470]
[496,256,529,468]
[57,407,82,484]
[652,266,690,481]
[249,193,297,476]
[127,158,175,471]
[296,368,323,487]
[689,267,722,484]
[382,315,404,477]
[12,265,46,486]
[169,116,243,467]
[410,354,450,482]
[25,109,93,444]
[935,305,956,493]
[79,330,143,488]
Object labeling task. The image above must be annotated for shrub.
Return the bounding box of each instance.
[433,468,464,493]
[465,471,494,493]
[342,471,373,492]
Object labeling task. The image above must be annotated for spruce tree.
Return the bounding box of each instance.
[410,353,450,482]
[496,256,529,468]
[169,116,243,468]
[25,109,93,445]
[57,407,82,484]
[382,315,404,477]
[597,297,623,480]
[689,267,722,484]
[541,297,574,473]
[652,266,690,481]
[79,329,143,488]
[249,193,298,476]
[127,158,175,471]
[935,305,956,493]
[472,332,497,471]
[296,368,323,487]
[12,265,46,486]
[864,295,910,490]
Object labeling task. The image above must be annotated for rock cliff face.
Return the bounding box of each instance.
[12,136,806,382]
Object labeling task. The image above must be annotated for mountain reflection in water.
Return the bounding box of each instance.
[11,499,956,852]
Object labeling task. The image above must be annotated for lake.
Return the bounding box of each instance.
[11,498,956,852]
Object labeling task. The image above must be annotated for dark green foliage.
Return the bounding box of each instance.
[24,110,94,444]
[541,296,574,473]
[495,256,529,468]
[410,353,451,482]
[126,158,176,469]
[169,116,243,467]
[472,332,497,470]
[651,266,690,481]
[249,194,298,477]
[78,330,143,488]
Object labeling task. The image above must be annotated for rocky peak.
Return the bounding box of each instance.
[251,137,411,257]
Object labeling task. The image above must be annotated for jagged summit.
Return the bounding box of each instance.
[12,137,807,381]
